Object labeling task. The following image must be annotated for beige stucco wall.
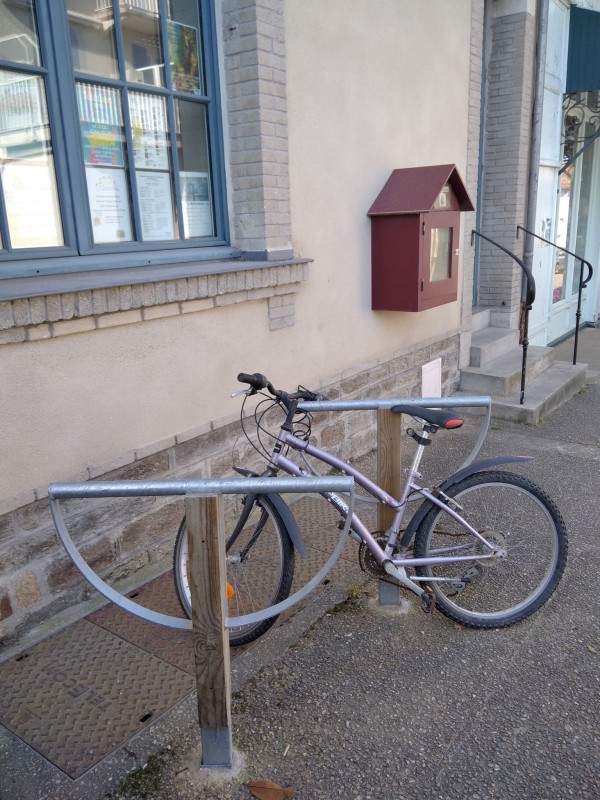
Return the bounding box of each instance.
[1,299,281,500]
[284,0,473,385]
[1,0,475,504]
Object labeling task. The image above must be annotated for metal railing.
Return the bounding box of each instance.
[471,230,536,405]
[516,224,594,365]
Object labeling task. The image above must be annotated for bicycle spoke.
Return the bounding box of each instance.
[414,471,567,628]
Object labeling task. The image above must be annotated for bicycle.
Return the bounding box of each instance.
[173,372,567,646]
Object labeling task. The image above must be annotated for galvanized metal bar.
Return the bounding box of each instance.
[298,395,490,412]
[224,480,355,628]
[48,475,354,500]
[299,395,492,471]
[49,476,355,631]
[49,495,192,630]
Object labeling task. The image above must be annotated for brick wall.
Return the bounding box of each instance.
[479,9,536,328]
[0,333,460,645]
[223,0,292,258]
[459,0,486,368]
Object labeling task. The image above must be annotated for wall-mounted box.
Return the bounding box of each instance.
[368,164,474,311]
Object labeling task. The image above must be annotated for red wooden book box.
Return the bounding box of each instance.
[368,164,474,311]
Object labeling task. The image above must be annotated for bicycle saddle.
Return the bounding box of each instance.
[390,404,464,430]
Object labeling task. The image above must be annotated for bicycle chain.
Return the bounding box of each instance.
[358,533,437,613]
[358,533,409,587]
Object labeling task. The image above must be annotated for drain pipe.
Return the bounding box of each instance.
[522,0,549,328]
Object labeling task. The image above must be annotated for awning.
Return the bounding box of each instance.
[567,6,600,93]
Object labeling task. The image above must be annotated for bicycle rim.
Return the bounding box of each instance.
[414,471,567,628]
[173,495,294,646]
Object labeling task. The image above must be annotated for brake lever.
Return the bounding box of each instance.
[231,389,252,398]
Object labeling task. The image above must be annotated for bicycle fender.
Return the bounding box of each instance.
[399,455,536,548]
[233,468,307,558]
[266,491,307,558]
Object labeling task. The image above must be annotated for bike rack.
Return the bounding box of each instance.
[48,395,490,629]
[48,476,356,631]
[48,395,491,768]
[298,394,492,471]
[49,475,355,770]
[298,395,492,606]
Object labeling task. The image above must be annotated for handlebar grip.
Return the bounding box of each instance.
[237,372,269,390]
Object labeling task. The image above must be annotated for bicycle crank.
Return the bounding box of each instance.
[359,535,402,585]
[359,536,427,600]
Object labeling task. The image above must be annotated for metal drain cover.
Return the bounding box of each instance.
[88,572,195,674]
[0,620,194,778]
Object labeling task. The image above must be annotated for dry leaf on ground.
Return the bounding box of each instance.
[244,777,295,799]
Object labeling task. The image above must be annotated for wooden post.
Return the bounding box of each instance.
[186,494,233,768]
[377,409,403,606]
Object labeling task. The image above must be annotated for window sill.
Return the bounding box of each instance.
[0,255,312,343]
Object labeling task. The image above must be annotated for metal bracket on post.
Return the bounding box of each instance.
[186,493,232,770]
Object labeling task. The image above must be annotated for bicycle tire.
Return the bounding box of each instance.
[173,494,295,646]
[413,470,567,628]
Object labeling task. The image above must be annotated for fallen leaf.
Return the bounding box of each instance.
[244,778,295,799]
[586,645,597,654]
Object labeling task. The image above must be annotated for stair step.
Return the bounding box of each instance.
[471,308,491,333]
[470,327,520,367]
[460,346,554,397]
[454,361,587,425]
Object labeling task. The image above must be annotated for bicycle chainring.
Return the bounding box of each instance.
[359,534,406,586]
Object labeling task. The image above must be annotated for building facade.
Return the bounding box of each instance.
[477,0,600,345]
[0,0,485,641]
[4,0,600,643]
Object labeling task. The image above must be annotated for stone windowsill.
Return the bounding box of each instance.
[0,257,311,345]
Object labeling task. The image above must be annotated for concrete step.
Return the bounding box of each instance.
[470,326,520,367]
[471,307,491,333]
[454,361,587,425]
[460,345,555,397]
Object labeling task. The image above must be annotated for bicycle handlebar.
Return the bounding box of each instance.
[237,372,326,403]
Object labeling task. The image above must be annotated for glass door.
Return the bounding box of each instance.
[549,94,600,343]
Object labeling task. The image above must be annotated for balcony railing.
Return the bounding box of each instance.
[95,0,159,15]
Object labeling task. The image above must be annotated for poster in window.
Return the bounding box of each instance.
[3,158,63,248]
[180,171,213,238]
[81,122,124,167]
[85,167,132,243]
[167,20,201,95]
[136,171,175,241]
[129,92,170,170]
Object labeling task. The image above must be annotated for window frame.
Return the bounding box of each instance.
[0,0,230,279]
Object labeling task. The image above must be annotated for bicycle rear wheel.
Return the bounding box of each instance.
[413,470,567,628]
[173,494,295,646]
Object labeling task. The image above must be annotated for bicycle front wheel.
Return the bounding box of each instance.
[413,470,567,628]
[173,494,295,646]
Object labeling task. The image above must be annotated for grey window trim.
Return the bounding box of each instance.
[0,0,229,274]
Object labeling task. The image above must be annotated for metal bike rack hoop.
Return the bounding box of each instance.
[48,476,355,631]
[299,395,492,470]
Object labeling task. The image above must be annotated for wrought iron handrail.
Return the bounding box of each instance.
[516,225,593,365]
[471,230,535,405]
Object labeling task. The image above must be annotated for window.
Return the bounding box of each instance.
[0,0,227,278]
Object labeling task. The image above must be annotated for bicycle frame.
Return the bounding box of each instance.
[266,425,502,597]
